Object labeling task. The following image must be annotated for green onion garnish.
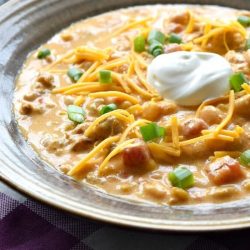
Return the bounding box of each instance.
[100,103,117,115]
[99,70,112,84]
[67,105,85,123]
[147,30,166,45]
[238,16,250,27]
[229,72,248,92]
[37,48,51,59]
[246,38,250,50]
[140,122,165,141]
[148,40,164,57]
[168,33,182,44]
[240,150,250,167]
[168,166,194,189]
[67,67,83,82]
[134,35,146,53]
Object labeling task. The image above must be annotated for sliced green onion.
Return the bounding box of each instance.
[99,70,112,84]
[100,103,117,115]
[147,30,166,45]
[67,105,85,115]
[68,113,84,124]
[140,122,165,141]
[168,166,194,189]
[246,38,250,50]
[168,33,182,44]
[238,16,250,27]
[67,105,85,123]
[37,48,51,59]
[67,67,83,82]
[229,72,248,92]
[148,40,164,57]
[240,150,250,167]
[134,35,145,53]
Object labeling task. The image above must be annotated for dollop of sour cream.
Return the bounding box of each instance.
[147,51,233,106]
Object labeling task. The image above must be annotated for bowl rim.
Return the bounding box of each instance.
[2,0,250,232]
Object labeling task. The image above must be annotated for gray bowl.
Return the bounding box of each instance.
[1,0,250,231]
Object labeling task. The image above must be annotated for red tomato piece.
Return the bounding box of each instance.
[206,156,245,185]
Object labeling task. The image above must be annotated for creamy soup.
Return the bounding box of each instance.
[14,5,250,205]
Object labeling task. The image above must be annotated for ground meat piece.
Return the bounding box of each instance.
[243,122,250,139]
[42,136,66,153]
[19,101,44,115]
[23,91,40,101]
[122,142,151,168]
[70,135,93,152]
[181,118,208,138]
[71,122,91,134]
[206,156,245,185]
[91,117,123,140]
[198,105,224,125]
[227,32,246,51]
[19,102,33,115]
[235,95,250,117]
[36,73,54,88]
[114,34,130,51]
[164,44,182,54]
[87,98,105,116]
[244,50,250,65]
[225,50,249,74]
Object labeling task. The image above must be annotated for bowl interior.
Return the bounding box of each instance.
[1,0,250,231]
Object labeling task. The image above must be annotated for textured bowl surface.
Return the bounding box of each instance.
[1,0,250,231]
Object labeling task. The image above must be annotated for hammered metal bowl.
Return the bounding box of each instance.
[1,0,250,231]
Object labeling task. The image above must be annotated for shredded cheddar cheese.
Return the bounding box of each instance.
[111,17,154,37]
[119,119,151,142]
[194,21,246,53]
[74,46,110,61]
[88,91,139,104]
[86,57,129,81]
[214,151,241,158]
[78,61,101,82]
[45,9,250,185]
[126,104,143,113]
[171,116,180,149]
[185,11,195,33]
[242,83,250,94]
[84,109,134,137]
[147,142,181,157]
[125,76,154,98]
[64,84,122,95]
[214,90,235,135]
[68,135,120,176]
[74,96,85,106]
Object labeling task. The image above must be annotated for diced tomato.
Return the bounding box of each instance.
[206,156,245,185]
[182,118,208,138]
[122,143,151,167]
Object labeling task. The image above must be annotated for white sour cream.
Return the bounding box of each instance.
[147,51,232,106]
